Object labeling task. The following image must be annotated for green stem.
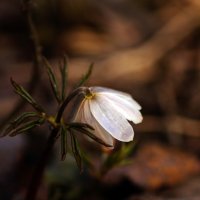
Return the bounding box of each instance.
[56,87,86,122]
[25,128,59,200]
[25,87,86,200]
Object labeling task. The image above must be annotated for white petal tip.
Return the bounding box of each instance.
[133,116,143,124]
[119,131,134,142]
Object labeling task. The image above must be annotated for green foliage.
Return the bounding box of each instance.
[1,111,45,137]
[4,59,97,173]
[7,112,38,127]
[75,63,93,88]
[69,130,83,172]
[9,118,45,136]
[11,78,44,112]
[43,57,61,103]
[71,124,112,147]
[59,55,68,101]
[43,55,69,103]
[68,122,94,130]
[101,143,135,174]
[60,125,67,161]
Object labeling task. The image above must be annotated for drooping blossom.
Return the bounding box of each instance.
[73,87,143,148]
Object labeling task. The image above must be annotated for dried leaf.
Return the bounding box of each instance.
[103,143,200,190]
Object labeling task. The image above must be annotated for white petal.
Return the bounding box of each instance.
[73,99,86,122]
[90,86,142,110]
[89,96,134,142]
[73,99,114,147]
[100,95,143,124]
[83,100,114,147]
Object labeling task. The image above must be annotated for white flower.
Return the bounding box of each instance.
[73,87,143,148]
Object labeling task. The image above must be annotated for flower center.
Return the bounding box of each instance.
[84,88,95,99]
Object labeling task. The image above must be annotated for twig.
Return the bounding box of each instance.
[0,0,42,130]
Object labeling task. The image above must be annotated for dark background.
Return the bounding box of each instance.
[0,0,200,199]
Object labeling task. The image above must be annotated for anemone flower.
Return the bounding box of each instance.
[73,87,143,148]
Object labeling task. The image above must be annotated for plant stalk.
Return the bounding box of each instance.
[25,87,86,200]
[25,127,59,200]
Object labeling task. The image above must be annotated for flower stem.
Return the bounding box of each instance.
[56,87,86,122]
[25,127,59,200]
[25,87,86,200]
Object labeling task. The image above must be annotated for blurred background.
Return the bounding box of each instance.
[1,0,200,199]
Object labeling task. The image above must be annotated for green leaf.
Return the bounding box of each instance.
[102,143,135,174]
[68,122,112,147]
[43,57,61,103]
[75,63,93,88]
[11,112,39,126]
[1,112,40,137]
[59,55,68,101]
[69,130,83,172]
[79,147,95,170]
[8,118,45,137]
[72,127,113,148]
[1,112,40,136]
[10,78,44,113]
[120,143,135,158]
[68,122,94,130]
[60,125,67,161]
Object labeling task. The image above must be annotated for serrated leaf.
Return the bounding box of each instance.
[60,125,67,161]
[72,127,113,148]
[10,78,44,113]
[75,63,93,88]
[43,57,61,103]
[69,130,83,172]
[59,55,68,101]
